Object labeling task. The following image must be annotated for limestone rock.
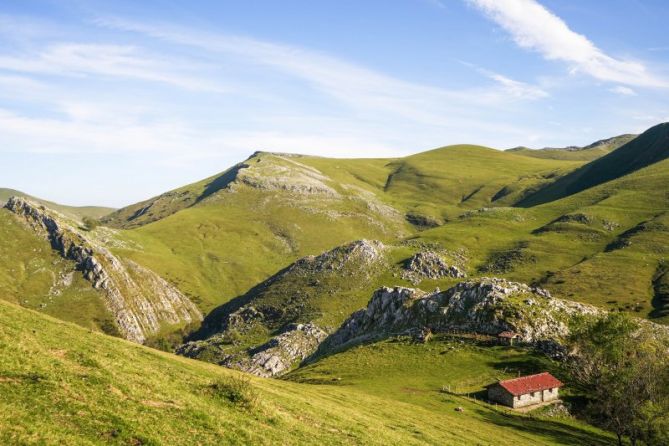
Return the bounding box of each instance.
[222,323,328,377]
[402,251,466,284]
[235,155,339,196]
[179,323,328,378]
[4,196,202,343]
[321,278,601,355]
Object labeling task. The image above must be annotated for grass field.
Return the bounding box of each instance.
[0,300,614,445]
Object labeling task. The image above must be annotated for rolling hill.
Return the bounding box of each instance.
[3,125,669,348]
[0,188,114,220]
[518,123,669,206]
[507,134,637,161]
[2,124,669,444]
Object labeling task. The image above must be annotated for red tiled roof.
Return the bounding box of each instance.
[497,331,518,338]
[496,372,563,396]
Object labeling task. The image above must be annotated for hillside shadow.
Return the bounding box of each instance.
[185,263,294,341]
[473,407,611,445]
[517,122,669,207]
[488,355,549,378]
[196,163,247,203]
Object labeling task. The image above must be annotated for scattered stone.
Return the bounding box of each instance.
[556,213,592,225]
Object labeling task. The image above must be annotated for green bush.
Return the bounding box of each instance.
[82,216,100,231]
[209,375,259,409]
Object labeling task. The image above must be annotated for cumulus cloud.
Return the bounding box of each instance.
[467,0,668,88]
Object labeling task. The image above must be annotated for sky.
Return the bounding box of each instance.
[1,0,668,207]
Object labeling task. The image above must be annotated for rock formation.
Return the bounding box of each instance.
[233,154,339,196]
[5,196,202,343]
[402,251,466,284]
[320,278,601,355]
[177,240,386,376]
[180,323,328,378]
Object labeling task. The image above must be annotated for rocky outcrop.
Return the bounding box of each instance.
[218,239,385,333]
[234,154,339,196]
[321,278,601,354]
[296,239,385,272]
[402,251,466,284]
[235,323,328,377]
[181,323,328,378]
[5,197,202,343]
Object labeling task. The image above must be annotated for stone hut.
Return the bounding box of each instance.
[487,372,562,409]
[497,330,520,345]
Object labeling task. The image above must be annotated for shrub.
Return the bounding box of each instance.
[209,375,259,409]
[82,217,100,231]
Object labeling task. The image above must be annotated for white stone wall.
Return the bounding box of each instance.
[512,387,559,408]
[487,385,515,407]
[489,384,560,408]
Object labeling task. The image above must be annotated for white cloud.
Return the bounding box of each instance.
[0,14,595,167]
[484,71,548,100]
[610,85,637,96]
[467,0,668,88]
[94,16,547,124]
[0,43,226,92]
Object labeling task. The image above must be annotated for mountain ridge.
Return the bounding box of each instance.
[0,187,115,220]
[518,123,669,207]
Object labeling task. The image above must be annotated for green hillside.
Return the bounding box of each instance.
[2,125,669,445]
[3,126,669,346]
[0,209,115,333]
[518,124,669,206]
[0,299,613,445]
[507,134,636,161]
[101,147,580,314]
[104,135,669,325]
[0,188,114,220]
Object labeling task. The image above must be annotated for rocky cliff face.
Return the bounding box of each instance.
[5,197,202,343]
[320,278,601,354]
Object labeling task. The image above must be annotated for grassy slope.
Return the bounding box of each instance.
[3,133,668,340]
[507,146,613,161]
[107,147,580,313]
[507,134,636,161]
[519,124,669,207]
[113,187,405,313]
[100,165,241,229]
[413,157,669,319]
[184,241,476,364]
[0,300,612,445]
[364,145,581,216]
[287,335,612,445]
[0,209,116,333]
[0,188,114,220]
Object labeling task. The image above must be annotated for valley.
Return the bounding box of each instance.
[2,123,669,444]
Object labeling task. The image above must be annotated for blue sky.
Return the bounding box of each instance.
[1,0,668,207]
